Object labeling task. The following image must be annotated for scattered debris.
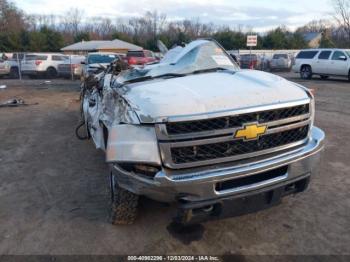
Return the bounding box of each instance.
[0,98,38,107]
[38,80,52,86]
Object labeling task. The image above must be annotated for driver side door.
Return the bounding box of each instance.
[329,51,348,76]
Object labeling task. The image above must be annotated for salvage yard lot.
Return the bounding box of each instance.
[0,73,349,255]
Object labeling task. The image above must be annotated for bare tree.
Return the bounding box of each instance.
[97,18,115,39]
[61,8,84,36]
[296,19,332,33]
[333,0,350,44]
[30,14,59,30]
[0,0,27,32]
[145,10,166,38]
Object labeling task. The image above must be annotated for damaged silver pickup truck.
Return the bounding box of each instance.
[77,39,325,225]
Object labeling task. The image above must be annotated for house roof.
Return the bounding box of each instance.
[98,39,142,51]
[61,39,142,52]
[61,40,110,51]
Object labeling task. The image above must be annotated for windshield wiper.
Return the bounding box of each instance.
[124,73,186,84]
[191,67,233,75]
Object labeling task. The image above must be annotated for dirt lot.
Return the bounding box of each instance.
[0,73,349,256]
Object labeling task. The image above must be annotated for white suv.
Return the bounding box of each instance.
[21,53,69,78]
[293,49,350,80]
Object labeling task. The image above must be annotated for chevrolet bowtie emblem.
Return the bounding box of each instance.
[234,123,267,140]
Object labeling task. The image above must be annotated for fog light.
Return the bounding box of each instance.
[134,164,159,174]
[118,163,160,178]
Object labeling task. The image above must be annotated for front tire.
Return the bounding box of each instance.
[110,172,139,225]
[46,67,57,78]
[300,65,312,79]
[9,67,19,79]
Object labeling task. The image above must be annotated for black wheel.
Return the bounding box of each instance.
[320,75,329,80]
[9,67,19,79]
[46,67,57,78]
[110,172,139,225]
[300,65,312,79]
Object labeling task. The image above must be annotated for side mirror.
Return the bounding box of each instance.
[339,56,347,61]
[81,61,86,65]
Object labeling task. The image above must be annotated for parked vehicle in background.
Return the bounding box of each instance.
[0,53,22,78]
[293,49,350,80]
[229,53,240,66]
[82,52,121,79]
[58,55,85,79]
[21,53,69,78]
[126,50,158,65]
[269,53,292,71]
[240,54,262,69]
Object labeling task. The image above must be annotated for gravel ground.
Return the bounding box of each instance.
[0,73,349,256]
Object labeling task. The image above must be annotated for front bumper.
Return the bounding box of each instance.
[176,174,311,224]
[113,126,324,203]
[270,64,290,69]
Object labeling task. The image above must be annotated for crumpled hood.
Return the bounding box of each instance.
[123,70,309,123]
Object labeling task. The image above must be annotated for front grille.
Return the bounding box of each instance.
[157,102,311,169]
[170,125,309,164]
[166,104,309,135]
[215,166,288,191]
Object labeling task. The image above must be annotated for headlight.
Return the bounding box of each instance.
[106,124,161,165]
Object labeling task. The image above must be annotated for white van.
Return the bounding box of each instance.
[292,49,350,80]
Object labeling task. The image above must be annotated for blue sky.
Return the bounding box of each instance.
[13,0,332,31]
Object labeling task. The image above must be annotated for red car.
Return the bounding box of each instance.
[126,50,158,65]
[239,54,262,70]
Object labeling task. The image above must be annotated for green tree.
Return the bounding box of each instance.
[0,32,20,51]
[111,32,134,44]
[41,27,64,51]
[74,31,90,42]
[19,30,30,51]
[289,32,308,49]
[263,27,289,49]
[28,31,46,51]
[319,33,335,48]
[213,29,246,50]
